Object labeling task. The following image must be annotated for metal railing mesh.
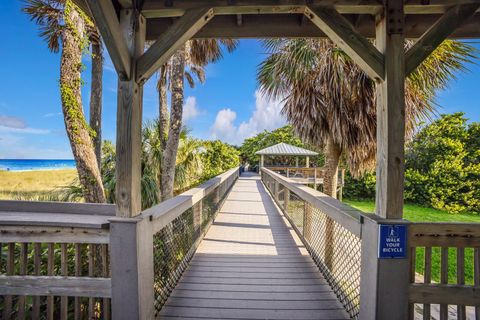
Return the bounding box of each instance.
[153,178,233,315]
[262,172,361,319]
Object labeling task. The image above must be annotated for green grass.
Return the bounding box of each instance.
[344,199,479,284]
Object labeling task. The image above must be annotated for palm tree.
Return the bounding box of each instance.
[24,0,106,202]
[158,39,238,200]
[89,28,103,169]
[258,39,475,198]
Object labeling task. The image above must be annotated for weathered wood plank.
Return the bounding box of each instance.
[61,243,68,320]
[409,283,480,306]
[0,226,110,244]
[160,306,348,319]
[85,0,131,79]
[304,5,384,80]
[115,10,146,218]
[136,7,214,82]
[405,3,480,76]
[423,247,432,320]
[457,248,466,320]
[374,0,406,219]
[0,211,111,229]
[47,243,55,320]
[159,173,349,319]
[409,223,480,247]
[0,200,115,216]
[440,247,449,320]
[0,275,111,297]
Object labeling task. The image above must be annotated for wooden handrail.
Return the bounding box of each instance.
[140,167,239,234]
[261,167,362,237]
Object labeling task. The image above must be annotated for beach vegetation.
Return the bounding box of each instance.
[23,0,105,202]
[257,39,476,198]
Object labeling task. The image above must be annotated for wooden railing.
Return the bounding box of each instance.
[109,167,239,319]
[260,167,363,318]
[0,201,115,320]
[265,166,345,199]
[408,223,480,320]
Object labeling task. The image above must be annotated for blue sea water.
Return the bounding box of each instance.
[0,159,76,172]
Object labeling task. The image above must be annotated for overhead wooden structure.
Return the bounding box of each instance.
[73,1,480,318]
[255,142,318,167]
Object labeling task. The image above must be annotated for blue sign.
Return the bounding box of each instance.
[378,224,407,259]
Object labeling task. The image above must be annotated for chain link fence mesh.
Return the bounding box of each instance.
[262,171,361,319]
[153,177,234,316]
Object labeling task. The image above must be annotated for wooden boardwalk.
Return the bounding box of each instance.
[159,173,349,320]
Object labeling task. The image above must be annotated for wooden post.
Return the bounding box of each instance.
[360,3,410,319]
[109,217,154,320]
[284,188,290,213]
[374,0,405,220]
[260,155,264,169]
[295,157,299,168]
[359,218,410,320]
[193,200,203,236]
[306,156,310,168]
[115,10,146,217]
[313,168,317,190]
[303,202,312,242]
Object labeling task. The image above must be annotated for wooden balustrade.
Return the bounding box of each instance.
[0,202,114,320]
[408,223,480,320]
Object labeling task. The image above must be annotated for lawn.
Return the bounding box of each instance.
[344,199,480,284]
[0,169,78,201]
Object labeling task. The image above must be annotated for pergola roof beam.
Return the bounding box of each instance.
[85,0,131,80]
[304,5,385,81]
[405,3,480,76]
[136,7,215,83]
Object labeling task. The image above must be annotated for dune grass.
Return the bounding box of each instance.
[344,199,480,284]
[0,169,78,201]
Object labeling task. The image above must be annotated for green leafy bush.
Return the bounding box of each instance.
[405,113,480,213]
[343,171,376,200]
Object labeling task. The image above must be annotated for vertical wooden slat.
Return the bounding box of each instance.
[3,243,15,320]
[74,244,82,320]
[423,247,432,320]
[474,248,479,320]
[60,243,68,320]
[439,247,449,320]
[457,248,466,320]
[408,247,416,320]
[102,244,110,320]
[33,243,41,320]
[18,243,28,319]
[47,243,55,320]
[89,244,95,319]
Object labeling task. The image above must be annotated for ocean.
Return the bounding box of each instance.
[0,159,76,172]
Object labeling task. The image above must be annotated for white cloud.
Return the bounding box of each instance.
[0,115,50,134]
[209,90,286,145]
[0,133,71,159]
[43,112,62,118]
[182,96,202,122]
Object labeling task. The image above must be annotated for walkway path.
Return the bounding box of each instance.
[159,173,349,320]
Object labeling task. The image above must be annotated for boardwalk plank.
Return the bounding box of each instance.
[158,173,349,320]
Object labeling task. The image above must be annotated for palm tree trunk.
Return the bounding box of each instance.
[61,3,105,203]
[161,46,186,201]
[90,37,103,170]
[323,134,341,198]
[157,65,168,199]
[158,65,169,150]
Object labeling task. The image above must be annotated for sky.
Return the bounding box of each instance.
[0,1,479,159]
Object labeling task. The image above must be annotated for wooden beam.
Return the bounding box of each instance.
[409,283,480,306]
[304,5,384,80]
[115,10,146,217]
[85,0,131,80]
[0,276,111,298]
[405,3,480,75]
[136,7,214,83]
[374,0,406,220]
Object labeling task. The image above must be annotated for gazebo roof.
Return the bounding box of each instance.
[255,143,318,156]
